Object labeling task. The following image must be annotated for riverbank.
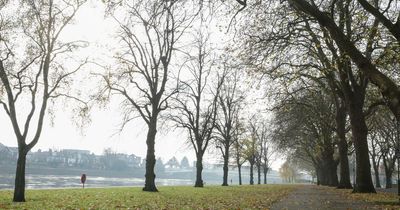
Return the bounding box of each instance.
[0,185,295,209]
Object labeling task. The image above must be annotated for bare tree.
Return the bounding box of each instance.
[373,108,398,188]
[102,0,197,192]
[368,128,382,188]
[259,121,275,184]
[0,0,87,202]
[215,65,243,186]
[271,81,339,187]
[171,24,223,187]
[245,116,275,185]
[232,112,246,185]
[254,119,268,185]
[246,118,258,185]
[250,117,263,185]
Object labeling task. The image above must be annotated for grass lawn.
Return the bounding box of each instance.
[0,185,295,209]
[332,188,400,210]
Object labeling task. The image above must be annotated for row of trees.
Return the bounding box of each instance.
[0,0,275,202]
[279,160,299,183]
[2,0,399,203]
[235,0,400,193]
[100,0,278,193]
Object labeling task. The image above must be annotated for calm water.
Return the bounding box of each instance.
[0,174,193,189]
[0,169,290,190]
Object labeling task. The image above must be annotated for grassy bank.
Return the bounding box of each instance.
[0,185,295,209]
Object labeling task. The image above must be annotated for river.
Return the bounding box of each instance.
[0,174,194,190]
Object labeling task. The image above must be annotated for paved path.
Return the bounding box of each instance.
[270,185,377,210]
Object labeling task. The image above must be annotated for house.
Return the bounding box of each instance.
[0,143,18,161]
[61,149,91,167]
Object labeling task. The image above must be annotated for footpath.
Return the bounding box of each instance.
[270,185,379,210]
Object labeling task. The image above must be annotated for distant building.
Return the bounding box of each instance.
[0,143,18,162]
[165,156,180,169]
[127,154,141,168]
[61,149,91,167]
[0,144,143,170]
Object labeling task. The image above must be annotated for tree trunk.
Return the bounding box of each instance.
[328,159,339,187]
[195,153,204,187]
[337,138,352,188]
[316,165,321,185]
[319,160,335,186]
[383,158,394,189]
[263,166,268,184]
[13,149,27,202]
[238,165,242,185]
[336,55,376,193]
[319,163,328,185]
[222,146,229,186]
[236,153,242,185]
[348,99,376,193]
[321,171,328,185]
[336,102,353,189]
[319,147,338,186]
[372,162,381,188]
[143,119,158,192]
[385,170,393,189]
[257,163,261,184]
[249,162,254,185]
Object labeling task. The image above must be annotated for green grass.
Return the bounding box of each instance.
[0,185,295,209]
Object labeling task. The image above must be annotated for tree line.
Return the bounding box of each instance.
[0,0,399,203]
[0,0,275,202]
[235,0,400,193]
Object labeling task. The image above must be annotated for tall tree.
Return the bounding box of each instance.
[246,119,258,185]
[171,26,223,187]
[232,113,246,185]
[215,65,243,186]
[272,83,339,187]
[251,117,269,185]
[259,121,275,184]
[103,0,197,192]
[372,107,398,188]
[368,129,382,188]
[279,160,298,183]
[235,0,383,192]
[234,0,354,190]
[0,0,86,202]
[302,18,353,189]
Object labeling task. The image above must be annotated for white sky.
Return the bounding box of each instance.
[0,0,283,170]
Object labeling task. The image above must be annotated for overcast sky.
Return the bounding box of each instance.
[0,0,283,170]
